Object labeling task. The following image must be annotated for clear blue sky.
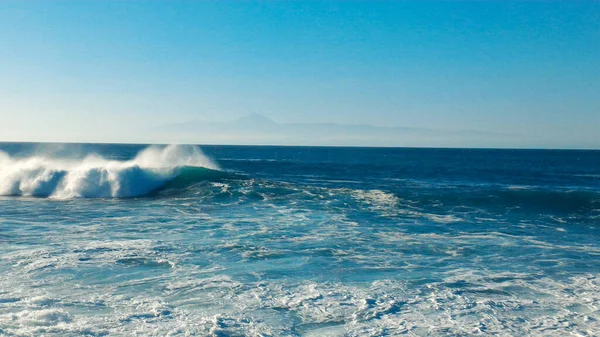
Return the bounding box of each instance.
[0,1,598,148]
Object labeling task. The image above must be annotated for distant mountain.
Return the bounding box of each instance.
[153,114,521,147]
[233,114,277,127]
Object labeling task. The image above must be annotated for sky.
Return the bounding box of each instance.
[0,1,598,148]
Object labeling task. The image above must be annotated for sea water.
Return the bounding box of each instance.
[0,143,599,336]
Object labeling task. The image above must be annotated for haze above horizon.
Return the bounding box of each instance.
[1,1,598,149]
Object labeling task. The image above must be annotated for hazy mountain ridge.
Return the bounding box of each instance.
[154,114,523,147]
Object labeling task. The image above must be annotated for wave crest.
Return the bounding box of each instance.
[0,145,220,198]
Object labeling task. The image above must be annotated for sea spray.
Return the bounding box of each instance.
[0,145,218,198]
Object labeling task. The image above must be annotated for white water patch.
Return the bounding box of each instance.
[326,187,464,223]
[1,272,599,336]
[0,145,218,198]
[351,189,400,209]
[12,308,72,327]
[320,187,402,216]
[2,217,599,336]
[0,239,178,279]
[424,213,463,224]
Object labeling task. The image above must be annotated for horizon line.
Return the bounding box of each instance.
[1,140,598,152]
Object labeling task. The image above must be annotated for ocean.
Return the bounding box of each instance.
[0,143,599,336]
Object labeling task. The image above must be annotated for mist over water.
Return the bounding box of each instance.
[0,144,599,336]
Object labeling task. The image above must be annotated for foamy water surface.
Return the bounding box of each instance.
[0,144,599,336]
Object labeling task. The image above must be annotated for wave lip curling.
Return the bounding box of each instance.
[0,145,219,198]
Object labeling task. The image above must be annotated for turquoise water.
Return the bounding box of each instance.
[0,143,599,336]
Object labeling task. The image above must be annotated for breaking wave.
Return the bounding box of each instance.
[0,145,224,198]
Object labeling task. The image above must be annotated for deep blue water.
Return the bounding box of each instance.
[0,143,599,336]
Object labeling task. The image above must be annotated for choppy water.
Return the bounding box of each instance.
[0,143,599,336]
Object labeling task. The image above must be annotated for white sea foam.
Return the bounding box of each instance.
[425,213,463,224]
[2,240,600,336]
[350,189,400,208]
[0,145,217,198]
[14,308,72,326]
